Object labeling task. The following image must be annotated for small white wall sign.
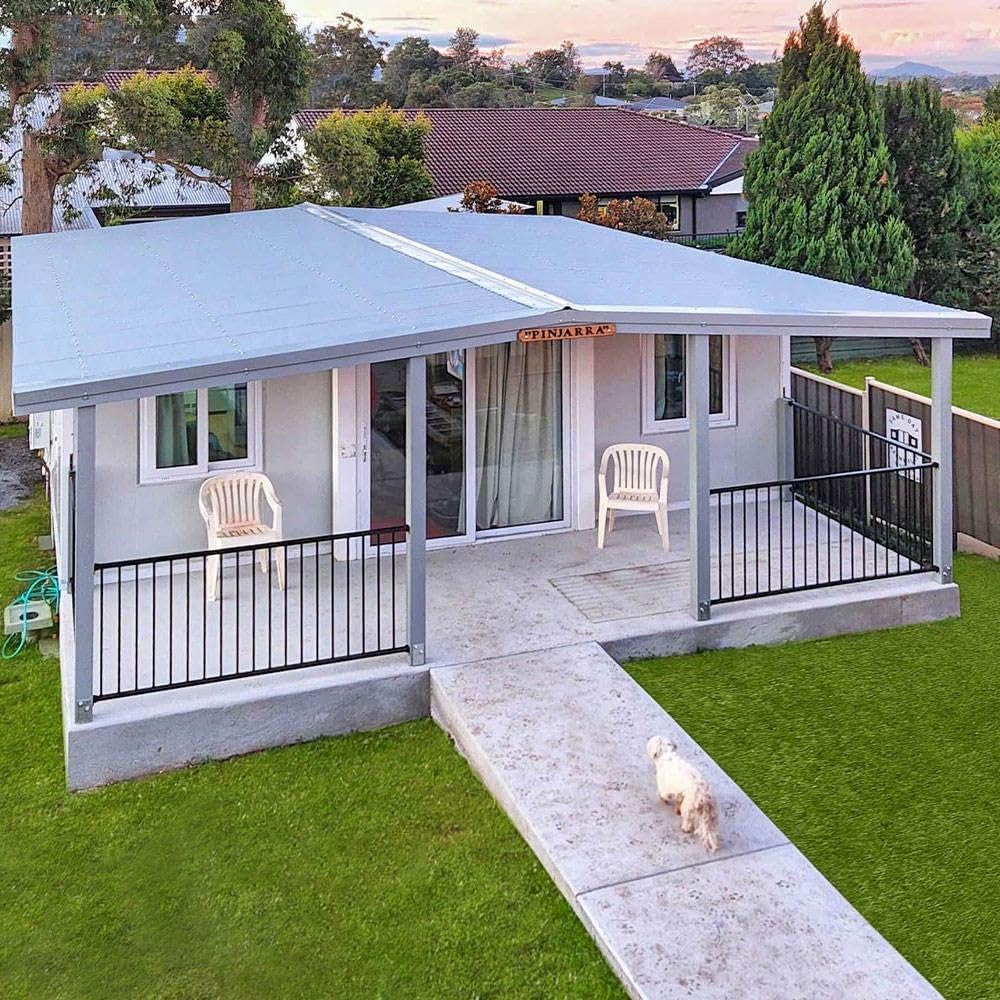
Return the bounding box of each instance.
[885,407,924,482]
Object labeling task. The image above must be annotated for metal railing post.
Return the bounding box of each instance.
[688,335,711,621]
[406,355,427,664]
[73,405,96,722]
[931,339,953,583]
[777,396,794,499]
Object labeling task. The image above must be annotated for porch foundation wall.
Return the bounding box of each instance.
[65,661,428,790]
[602,578,959,662]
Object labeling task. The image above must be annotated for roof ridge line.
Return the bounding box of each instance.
[301,204,574,312]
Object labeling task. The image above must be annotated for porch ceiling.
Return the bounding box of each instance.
[12,203,990,413]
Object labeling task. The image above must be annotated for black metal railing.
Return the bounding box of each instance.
[665,231,740,251]
[92,526,408,701]
[710,464,936,604]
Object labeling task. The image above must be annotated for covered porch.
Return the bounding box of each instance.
[10,204,989,750]
[87,484,937,702]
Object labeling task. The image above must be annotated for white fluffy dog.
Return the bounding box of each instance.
[646,735,720,853]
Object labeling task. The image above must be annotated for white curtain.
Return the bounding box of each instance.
[476,341,563,529]
[155,392,194,468]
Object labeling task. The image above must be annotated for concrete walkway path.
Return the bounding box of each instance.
[430,642,940,1000]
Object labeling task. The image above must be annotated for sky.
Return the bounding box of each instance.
[286,0,1000,74]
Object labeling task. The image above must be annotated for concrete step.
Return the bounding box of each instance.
[430,642,940,1000]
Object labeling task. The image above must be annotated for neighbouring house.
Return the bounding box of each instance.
[624,96,689,114]
[12,205,988,788]
[0,112,230,421]
[290,107,754,235]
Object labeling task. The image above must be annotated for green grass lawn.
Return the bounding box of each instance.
[0,494,622,999]
[797,353,1000,419]
[628,553,1000,1000]
[0,420,27,439]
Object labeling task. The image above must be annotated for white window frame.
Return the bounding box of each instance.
[139,381,263,485]
[657,194,681,232]
[640,334,737,434]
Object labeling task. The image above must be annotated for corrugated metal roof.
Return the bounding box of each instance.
[1,95,229,235]
[11,204,991,412]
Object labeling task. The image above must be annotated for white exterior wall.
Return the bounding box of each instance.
[592,334,782,507]
[92,371,332,564]
[70,335,780,564]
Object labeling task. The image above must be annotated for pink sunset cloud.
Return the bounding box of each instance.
[287,0,1000,72]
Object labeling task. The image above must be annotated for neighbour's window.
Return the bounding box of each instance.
[139,382,261,483]
[642,335,733,431]
[736,210,748,229]
[656,195,680,231]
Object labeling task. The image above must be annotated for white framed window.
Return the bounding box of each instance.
[641,335,736,434]
[656,194,680,231]
[139,381,262,484]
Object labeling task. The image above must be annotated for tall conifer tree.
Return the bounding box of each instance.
[881,79,964,363]
[730,4,915,371]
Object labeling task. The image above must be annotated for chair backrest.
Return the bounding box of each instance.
[198,472,271,533]
[601,444,669,494]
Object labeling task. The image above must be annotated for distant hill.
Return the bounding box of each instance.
[871,61,954,80]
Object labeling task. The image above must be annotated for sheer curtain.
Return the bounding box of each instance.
[155,392,195,468]
[476,341,563,530]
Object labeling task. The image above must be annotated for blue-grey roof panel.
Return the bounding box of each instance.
[337,207,989,327]
[12,202,991,411]
[12,205,550,406]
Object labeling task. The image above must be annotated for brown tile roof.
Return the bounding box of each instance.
[295,107,754,198]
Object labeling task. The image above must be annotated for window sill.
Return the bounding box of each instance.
[138,459,261,487]
[640,416,737,435]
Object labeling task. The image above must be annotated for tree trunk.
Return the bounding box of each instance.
[814,336,834,374]
[909,338,930,366]
[230,166,254,212]
[20,132,56,235]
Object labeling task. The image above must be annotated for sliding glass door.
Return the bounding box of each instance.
[475,341,564,531]
[366,342,566,543]
[369,351,467,540]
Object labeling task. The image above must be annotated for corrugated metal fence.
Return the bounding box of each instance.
[792,367,1000,551]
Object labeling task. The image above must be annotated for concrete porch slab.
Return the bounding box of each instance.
[430,642,940,1000]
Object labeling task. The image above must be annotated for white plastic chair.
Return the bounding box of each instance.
[198,472,285,601]
[597,444,670,550]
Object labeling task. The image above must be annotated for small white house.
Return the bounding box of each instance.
[11,204,990,787]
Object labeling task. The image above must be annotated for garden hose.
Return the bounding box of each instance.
[2,569,60,660]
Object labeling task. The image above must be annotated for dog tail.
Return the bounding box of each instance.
[692,785,720,853]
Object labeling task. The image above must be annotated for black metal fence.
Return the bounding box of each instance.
[711,400,937,604]
[665,231,739,251]
[92,526,408,701]
[711,464,936,603]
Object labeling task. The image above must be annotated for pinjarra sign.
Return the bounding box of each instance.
[517,322,617,343]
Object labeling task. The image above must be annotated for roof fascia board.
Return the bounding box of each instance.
[700,140,744,188]
[12,311,568,415]
[564,306,991,336]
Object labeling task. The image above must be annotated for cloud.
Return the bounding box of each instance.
[576,41,644,55]
[375,30,517,49]
[840,1,925,9]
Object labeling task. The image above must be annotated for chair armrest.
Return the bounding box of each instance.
[598,448,612,499]
[260,478,284,533]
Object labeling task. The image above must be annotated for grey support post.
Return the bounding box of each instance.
[930,338,953,584]
[73,405,96,722]
[688,335,711,621]
[406,355,427,665]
